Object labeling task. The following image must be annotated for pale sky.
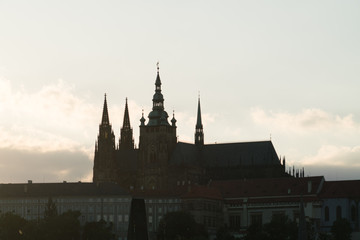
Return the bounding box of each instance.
[0,1,359,183]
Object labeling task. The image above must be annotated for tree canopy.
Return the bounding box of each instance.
[157,211,208,240]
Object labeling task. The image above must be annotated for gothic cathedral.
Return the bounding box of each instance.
[93,65,288,190]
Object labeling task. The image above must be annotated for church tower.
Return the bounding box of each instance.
[119,98,134,150]
[195,96,204,146]
[138,63,177,190]
[93,94,116,183]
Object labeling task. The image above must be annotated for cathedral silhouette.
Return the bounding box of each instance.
[93,65,288,190]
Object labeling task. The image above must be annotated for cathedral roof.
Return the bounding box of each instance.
[170,141,281,167]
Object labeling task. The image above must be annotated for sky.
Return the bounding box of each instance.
[0,1,359,183]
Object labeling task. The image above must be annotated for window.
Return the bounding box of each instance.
[336,206,342,220]
[251,214,262,226]
[325,206,329,221]
[351,205,356,222]
[229,215,241,230]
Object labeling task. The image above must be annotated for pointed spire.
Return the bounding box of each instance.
[155,61,161,88]
[195,95,204,146]
[101,93,110,125]
[122,98,131,130]
[147,62,169,126]
[196,96,203,129]
[120,98,134,150]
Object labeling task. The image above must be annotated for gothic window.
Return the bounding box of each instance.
[336,206,342,220]
[351,205,356,222]
[325,206,329,221]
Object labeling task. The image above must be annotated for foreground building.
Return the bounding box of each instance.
[0,181,131,239]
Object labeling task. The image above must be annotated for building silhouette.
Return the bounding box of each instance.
[93,65,288,190]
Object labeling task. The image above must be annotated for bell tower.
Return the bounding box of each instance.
[93,94,116,183]
[138,63,177,190]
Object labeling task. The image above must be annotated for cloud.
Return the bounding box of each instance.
[0,77,100,182]
[0,78,98,154]
[251,108,360,134]
[302,145,360,167]
[0,148,92,183]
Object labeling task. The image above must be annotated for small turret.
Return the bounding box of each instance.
[140,109,146,126]
[171,111,177,127]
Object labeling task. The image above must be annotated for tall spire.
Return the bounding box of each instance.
[195,95,204,146]
[123,98,131,130]
[101,94,110,125]
[147,62,170,126]
[120,98,134,150]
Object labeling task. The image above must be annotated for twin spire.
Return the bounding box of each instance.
[100,95,134,150]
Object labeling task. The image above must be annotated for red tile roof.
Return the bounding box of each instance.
[320,180,360,198]
[210,176,324,199]
[182,185,223,200]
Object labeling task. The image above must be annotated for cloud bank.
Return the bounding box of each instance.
[251,108,360,180]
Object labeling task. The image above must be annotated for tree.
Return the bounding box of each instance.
[331,218,352,240]
[157,211,208,240]
[215,226,235,240]
[0,212,27,240]
[40,210,81,240]
[244,214,297,240]
[82,220,115,240]
[44,197,58,219]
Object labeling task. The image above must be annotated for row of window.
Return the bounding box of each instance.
[324,205,357,222]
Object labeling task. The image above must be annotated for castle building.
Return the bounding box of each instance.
[93,65,288,190]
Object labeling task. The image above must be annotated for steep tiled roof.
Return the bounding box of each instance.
[0,182,130,198]
[170,141,281,167]
[320,180,360,198]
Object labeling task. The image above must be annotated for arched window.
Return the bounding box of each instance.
[351,205,356,222]
[336,205,342,220]
[325,206,329,221]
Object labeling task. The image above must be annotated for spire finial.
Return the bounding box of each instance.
[157,61,159,73]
